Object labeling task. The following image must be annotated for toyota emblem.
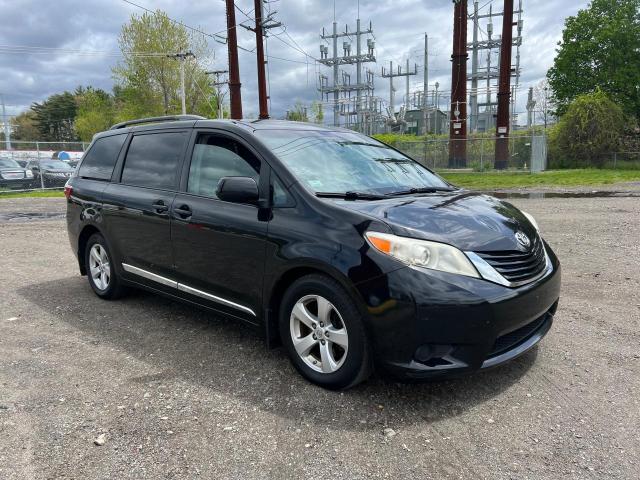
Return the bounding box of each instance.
[515,231,531,248]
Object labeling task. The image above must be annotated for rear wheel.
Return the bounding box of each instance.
[279,274,372,389]
[85,233,126,299]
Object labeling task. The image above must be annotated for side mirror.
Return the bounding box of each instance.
[216,176,259,205]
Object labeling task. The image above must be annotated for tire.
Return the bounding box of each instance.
[279,274,373,390]
[85,233,126,300]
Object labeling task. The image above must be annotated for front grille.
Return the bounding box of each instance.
[489,313,549,357]
[474,236,547,285]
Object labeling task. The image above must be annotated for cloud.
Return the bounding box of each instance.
[0,0,589,125]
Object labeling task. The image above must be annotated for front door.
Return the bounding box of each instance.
[103,130,189,288]
[171,131,268,322]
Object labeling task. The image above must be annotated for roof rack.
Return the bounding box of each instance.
[109,115,206,130]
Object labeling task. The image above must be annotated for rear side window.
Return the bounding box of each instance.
[78,134,127,180]
[121,132,188,189]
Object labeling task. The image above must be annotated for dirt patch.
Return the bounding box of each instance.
[0,197,638,479]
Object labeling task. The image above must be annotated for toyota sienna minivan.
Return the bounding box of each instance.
[66,116,561,389]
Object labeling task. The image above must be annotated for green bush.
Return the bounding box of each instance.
[548,90,626,168]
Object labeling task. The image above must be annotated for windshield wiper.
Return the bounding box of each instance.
[386,186,457,196]
[316,191,387,201]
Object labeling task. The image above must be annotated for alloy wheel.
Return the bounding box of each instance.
[89,243,111,291]
[289,294,349,373]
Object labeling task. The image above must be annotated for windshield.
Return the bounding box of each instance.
[255,129,450,195]
[41,160,72,170]
[0,159,21,168]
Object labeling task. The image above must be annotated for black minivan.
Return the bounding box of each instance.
[66,116,561,389]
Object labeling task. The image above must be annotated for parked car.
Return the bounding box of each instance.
[53,150,80,168]
[26,159,75,187]
[0,158,34,189]
[65,116,561,389]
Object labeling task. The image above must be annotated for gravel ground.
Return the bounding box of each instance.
[0,196,638,479]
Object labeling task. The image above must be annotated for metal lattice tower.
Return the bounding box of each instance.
[381,60,417,133]
[467,0,523,133]
[318,19,376,130]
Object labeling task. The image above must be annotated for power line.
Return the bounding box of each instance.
[121,0,229,41]
[0,44,174,57]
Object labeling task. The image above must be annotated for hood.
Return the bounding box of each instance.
[334,191,538,252]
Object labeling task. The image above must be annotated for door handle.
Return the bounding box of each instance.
[174,204,192,219]
[152,200,169,214]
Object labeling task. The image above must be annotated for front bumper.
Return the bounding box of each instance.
[355,243,561,379]
[0,177,33,189]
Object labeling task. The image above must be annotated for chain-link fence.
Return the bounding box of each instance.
[395,135,640,172]
[394,135,548,172]
[0,141,86,191]
[547,150,640,170]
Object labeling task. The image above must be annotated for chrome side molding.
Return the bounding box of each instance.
[121,263,256,317]
[122,263,177,288]
[177,283,256,316]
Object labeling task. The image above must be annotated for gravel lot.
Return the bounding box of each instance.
[1,196,638,479]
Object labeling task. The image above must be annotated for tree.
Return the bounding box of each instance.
[113,10,216,119]
[549,90,626,168]
[285,101,325,123]
[285,101,309,122]
[532,80,556,129]
[75,88,116,142]
[311,101,324,124]
[30,91,79,142]
[547,0,640,120]
[10,111,39,141]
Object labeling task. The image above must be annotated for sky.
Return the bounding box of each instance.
[0,0,590,125]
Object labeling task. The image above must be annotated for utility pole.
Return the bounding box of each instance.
[495,0,514,170]
[512,0,523,133]
[253,0,269,119]
[332,21,338,126]
[486,9,493,131]
[168,52,195,115]
[526,86,535,130]
[434,81,440,134]
[449,0,468,168]
[388,61,394,113]
[319,19,375,128]
[423,34,429,135]
[356,18,362,129]
[543,85,549,130]
[206,70,229,119]
[241,1,281,119]
[469,1,479,133]
[225,0,243,119]
[1,94,11,150]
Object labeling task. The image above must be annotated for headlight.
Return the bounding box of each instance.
[522,211,539,231]
[365,231,480,278]
[25,170,34,178]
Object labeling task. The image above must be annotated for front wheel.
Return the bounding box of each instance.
[279,274,373,390]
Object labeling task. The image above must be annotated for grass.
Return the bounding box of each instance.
[0,189,64,199]
[439,169,640,190]
[1,170,640,198]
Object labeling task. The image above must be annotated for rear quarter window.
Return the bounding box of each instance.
[78,134,127,181]
[121,132,188,190]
